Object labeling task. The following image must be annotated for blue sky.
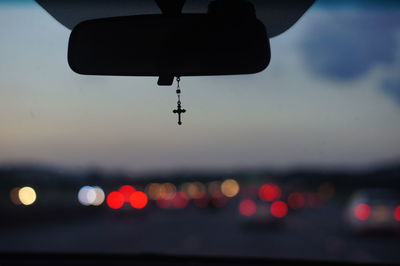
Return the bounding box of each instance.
[0,1,399,172]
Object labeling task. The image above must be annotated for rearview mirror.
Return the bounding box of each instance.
[68,13,270,81]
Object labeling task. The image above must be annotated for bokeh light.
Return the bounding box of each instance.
[159,183,176,200]
[186,182,206,199]
[394,206,400,222]
[208,181,222,195]
[270,201,288,218]
[288,192,305,209]
[146,183,161,200]
[239,199,257,216]
[129,191,148,209]
[18,186,37,206]
[78,186,93,206]
[106,191,125,209]
[119,185,136,202]
[92,186,105,206]
[221,179,240,198]
[78,186,105,206]
[171,192,189,209]
[354,203,371,221]
[10,187,22,205]
[259,184,281,202]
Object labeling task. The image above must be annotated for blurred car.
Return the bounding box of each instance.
[346,189,400,234]
[239,197,288,229]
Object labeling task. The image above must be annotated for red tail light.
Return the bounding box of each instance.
[239,199,257,216]
[106,191,125,209]
[129,191,148,209]
[119,185,136,202]
[354,203,371,221]
[270,201,288,218]
[259,184,281,202]
[394,205,400,222]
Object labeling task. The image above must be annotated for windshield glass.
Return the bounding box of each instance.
[0,0,399,264]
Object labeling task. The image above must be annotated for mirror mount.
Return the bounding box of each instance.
[157,75,175,86]
[155,0,186,85]
[155,0,186,86]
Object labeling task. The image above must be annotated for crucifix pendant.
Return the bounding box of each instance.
[173,99,186,125]
[173,77,186,125]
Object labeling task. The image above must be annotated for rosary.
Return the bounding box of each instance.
[173,77,186,125]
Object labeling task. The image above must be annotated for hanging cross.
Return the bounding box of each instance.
[173,96,186,125]
[172,77,186,125]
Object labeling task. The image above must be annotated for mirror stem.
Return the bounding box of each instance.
[155,0,185,86]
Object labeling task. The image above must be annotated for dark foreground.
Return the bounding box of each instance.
[1,202,399,264]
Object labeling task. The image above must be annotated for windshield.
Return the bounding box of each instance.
[0,0,400,264]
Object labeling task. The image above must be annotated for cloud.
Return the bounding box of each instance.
[299,6,400,104]
[301,9,400,80]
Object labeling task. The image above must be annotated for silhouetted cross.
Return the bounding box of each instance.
[173,101,186,125]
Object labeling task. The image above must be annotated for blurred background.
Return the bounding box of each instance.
[0,0,399,264]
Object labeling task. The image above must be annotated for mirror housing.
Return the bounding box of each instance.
[68,13,270,81]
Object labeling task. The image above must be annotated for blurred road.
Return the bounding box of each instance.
[1,202,399,264]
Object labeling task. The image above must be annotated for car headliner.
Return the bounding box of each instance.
[35,0,315,38]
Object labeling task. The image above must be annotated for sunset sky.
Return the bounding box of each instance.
[0,0,399,172]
